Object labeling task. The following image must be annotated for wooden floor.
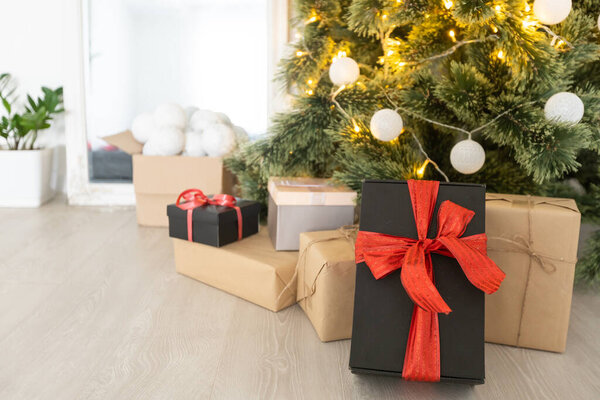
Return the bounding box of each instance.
[1,199,600,400]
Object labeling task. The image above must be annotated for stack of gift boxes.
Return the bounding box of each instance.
[168,177,357,313]
[159,175,580,384]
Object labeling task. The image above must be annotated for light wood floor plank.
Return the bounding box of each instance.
[0,199,599,399]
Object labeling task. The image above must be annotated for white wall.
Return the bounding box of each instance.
[0,0,69,193]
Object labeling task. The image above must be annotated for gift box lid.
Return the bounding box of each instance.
[167,198,260,225]
[268,177,356,206]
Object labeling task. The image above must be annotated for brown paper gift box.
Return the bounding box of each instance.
[485,193,581,352]
[103,131,235,227]
[296,230,356,342]
[173,228,298,312]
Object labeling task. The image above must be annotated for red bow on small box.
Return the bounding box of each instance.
[176,189,242,242]
[355,180,505,382]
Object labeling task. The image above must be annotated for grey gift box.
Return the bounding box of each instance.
[267,177,357,251]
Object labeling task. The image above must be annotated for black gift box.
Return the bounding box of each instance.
[167,199,261,247]
[349,180,486,384]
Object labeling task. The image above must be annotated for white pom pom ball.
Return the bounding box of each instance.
[450,139,485,174]
[141,140,158,156]
[190,110,229,132]
[184,106,199,124]
[214,112,232,126]
[143,126,185,156]
[544,92,584,124]
[183,130,207,157]
[201,123,236,157]
[154,102,186,129]
[329,57,360,86]
[533,0,571,25]
[370,109,404,141]
[131,112,156,144]
[233,125,249,144]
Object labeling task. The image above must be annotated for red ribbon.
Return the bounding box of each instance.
[355,180,505,382]
[176,189,242,242]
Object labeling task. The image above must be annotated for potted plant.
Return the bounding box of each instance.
[0,73,64,207]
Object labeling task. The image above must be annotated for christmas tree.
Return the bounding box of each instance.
[227,0,600,283]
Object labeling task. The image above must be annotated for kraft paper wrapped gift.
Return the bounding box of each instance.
[485,193,581,353]
[296,229,356,342]
[267,177,357,251]
[173,228,298,312]
[103,131,235,227]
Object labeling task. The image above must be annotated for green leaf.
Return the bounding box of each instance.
[2,97,11,114]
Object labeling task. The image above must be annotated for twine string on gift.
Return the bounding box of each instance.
[275,225,358,306]
[486,194,577,347]
[487,235,559,273]
[176,189,243,242]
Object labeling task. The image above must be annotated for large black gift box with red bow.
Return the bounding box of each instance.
[350,180,501,384]
[167,196,260,247]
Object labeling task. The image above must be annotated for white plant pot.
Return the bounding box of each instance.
[0,147,54,207]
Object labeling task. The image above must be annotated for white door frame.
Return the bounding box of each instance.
[64,0,290,206]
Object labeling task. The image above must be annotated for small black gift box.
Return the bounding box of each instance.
[349,180,503,384]
[167,190,260,247]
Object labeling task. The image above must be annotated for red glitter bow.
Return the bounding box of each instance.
[176,189,242,241]
[355,180,505,382]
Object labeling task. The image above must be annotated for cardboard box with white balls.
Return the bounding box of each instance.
[103,103,247,227]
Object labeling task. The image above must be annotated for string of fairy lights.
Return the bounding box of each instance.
[295,0,589,178]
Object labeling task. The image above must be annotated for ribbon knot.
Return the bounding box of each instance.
[176,189,242,242]
[418,237,444,254]
[355,180,505,382]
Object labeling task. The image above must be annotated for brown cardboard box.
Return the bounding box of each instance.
[103,131,235,227]
[485,193,581,352]
[173,228,298,312]
[296,230,356,341]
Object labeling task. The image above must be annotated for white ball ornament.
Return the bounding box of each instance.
[544,92,584,124]
[184,106,199,124]
[141,140,158,156]
[154,102,186,129]
[233,125,249,145]
[329,57,360,86]
[533,0,571,25]
[598,14,600,31]
[200,123,237,157]
[214,112,232,126]
[183,130,207,157]
[369,109,404,141]
[143,126,185,156]
[131,112,156,143]
[190,110,227,132]
[450,139,486,174]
